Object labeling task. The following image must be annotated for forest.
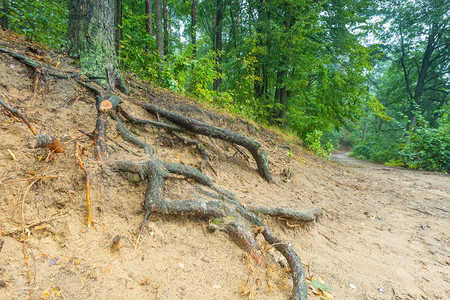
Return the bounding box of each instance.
[0,0,448,171]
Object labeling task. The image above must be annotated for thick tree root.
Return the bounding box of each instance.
[111,111,317,299]
[126,98,274,182]
[0,46,79,79]
[118,106,182,131]
[247,207,323,223]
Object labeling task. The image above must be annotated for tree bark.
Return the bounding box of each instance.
[213,0,223,91]
[145,0,153,54]
[163,0,168,56]
[154,0,163,59]
[0,0,8,30]
[145,0,153,36]
[115,0,123,55]
[191,0,197,55]
[67,0,128,93]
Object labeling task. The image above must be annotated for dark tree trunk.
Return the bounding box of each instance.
[274,66,288,123]
[163,0,168,56]
[254,0,266,99]
[145,0,153,54]
[0,0,8,30]
[67,0,127,93]
[154,0,163,59]
[145,0,153,36]
[191,0,196,55]
[213,0,223,91]
[273,6,291,124]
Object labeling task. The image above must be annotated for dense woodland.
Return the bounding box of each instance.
[0,0,448,172]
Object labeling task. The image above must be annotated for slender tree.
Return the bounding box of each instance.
[191,0,196,54]
[145,0,153,37]
[213,0,223,91]
[163,0,168,56]
[154,0,163,59]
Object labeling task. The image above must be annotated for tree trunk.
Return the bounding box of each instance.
[67,0,127,93]
[145,0,153,54]
[274,66,288,123]
[115,0,123,55]
[213,0,223,91]
[163,0,168,56]
[154,0,163,59]
[254,0,266,99]
[0,0,8,30]
[145,0,153,36]
[191,0,196,55]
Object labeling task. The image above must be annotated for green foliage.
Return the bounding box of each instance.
[351,139,401,163]
[400,112,449,172]
[119,2,158,81]
[8,0,447,172]
[304,130,332,157]
[1,0,68,49]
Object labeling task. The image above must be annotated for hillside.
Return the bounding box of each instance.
[0,30,449,300]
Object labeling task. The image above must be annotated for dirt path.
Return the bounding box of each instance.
[318,151,450,299]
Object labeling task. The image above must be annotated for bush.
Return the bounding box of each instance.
[400,124,449,172]
[350,138,401,163]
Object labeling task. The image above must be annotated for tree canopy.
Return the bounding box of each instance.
[0,0,448,171]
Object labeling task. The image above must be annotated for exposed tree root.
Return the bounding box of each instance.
[1,47,322,300]
[0,46,79,79]
[172,131,209,172]
[247,207,323,223]
[0,96,37,135]
[111,110,316,299]
[126,98,274,182]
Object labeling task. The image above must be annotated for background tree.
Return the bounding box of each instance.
[145,0,153,54]
[155,0,163,59]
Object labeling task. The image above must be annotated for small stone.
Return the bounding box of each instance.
[110,235,124,252]
[378,288,384,293]
[0,280,5,288]
[213,284,221,289]
[178,263,184,269]
[349,284,356,289]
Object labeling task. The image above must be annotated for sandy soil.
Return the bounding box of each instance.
[0,31,449,300]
